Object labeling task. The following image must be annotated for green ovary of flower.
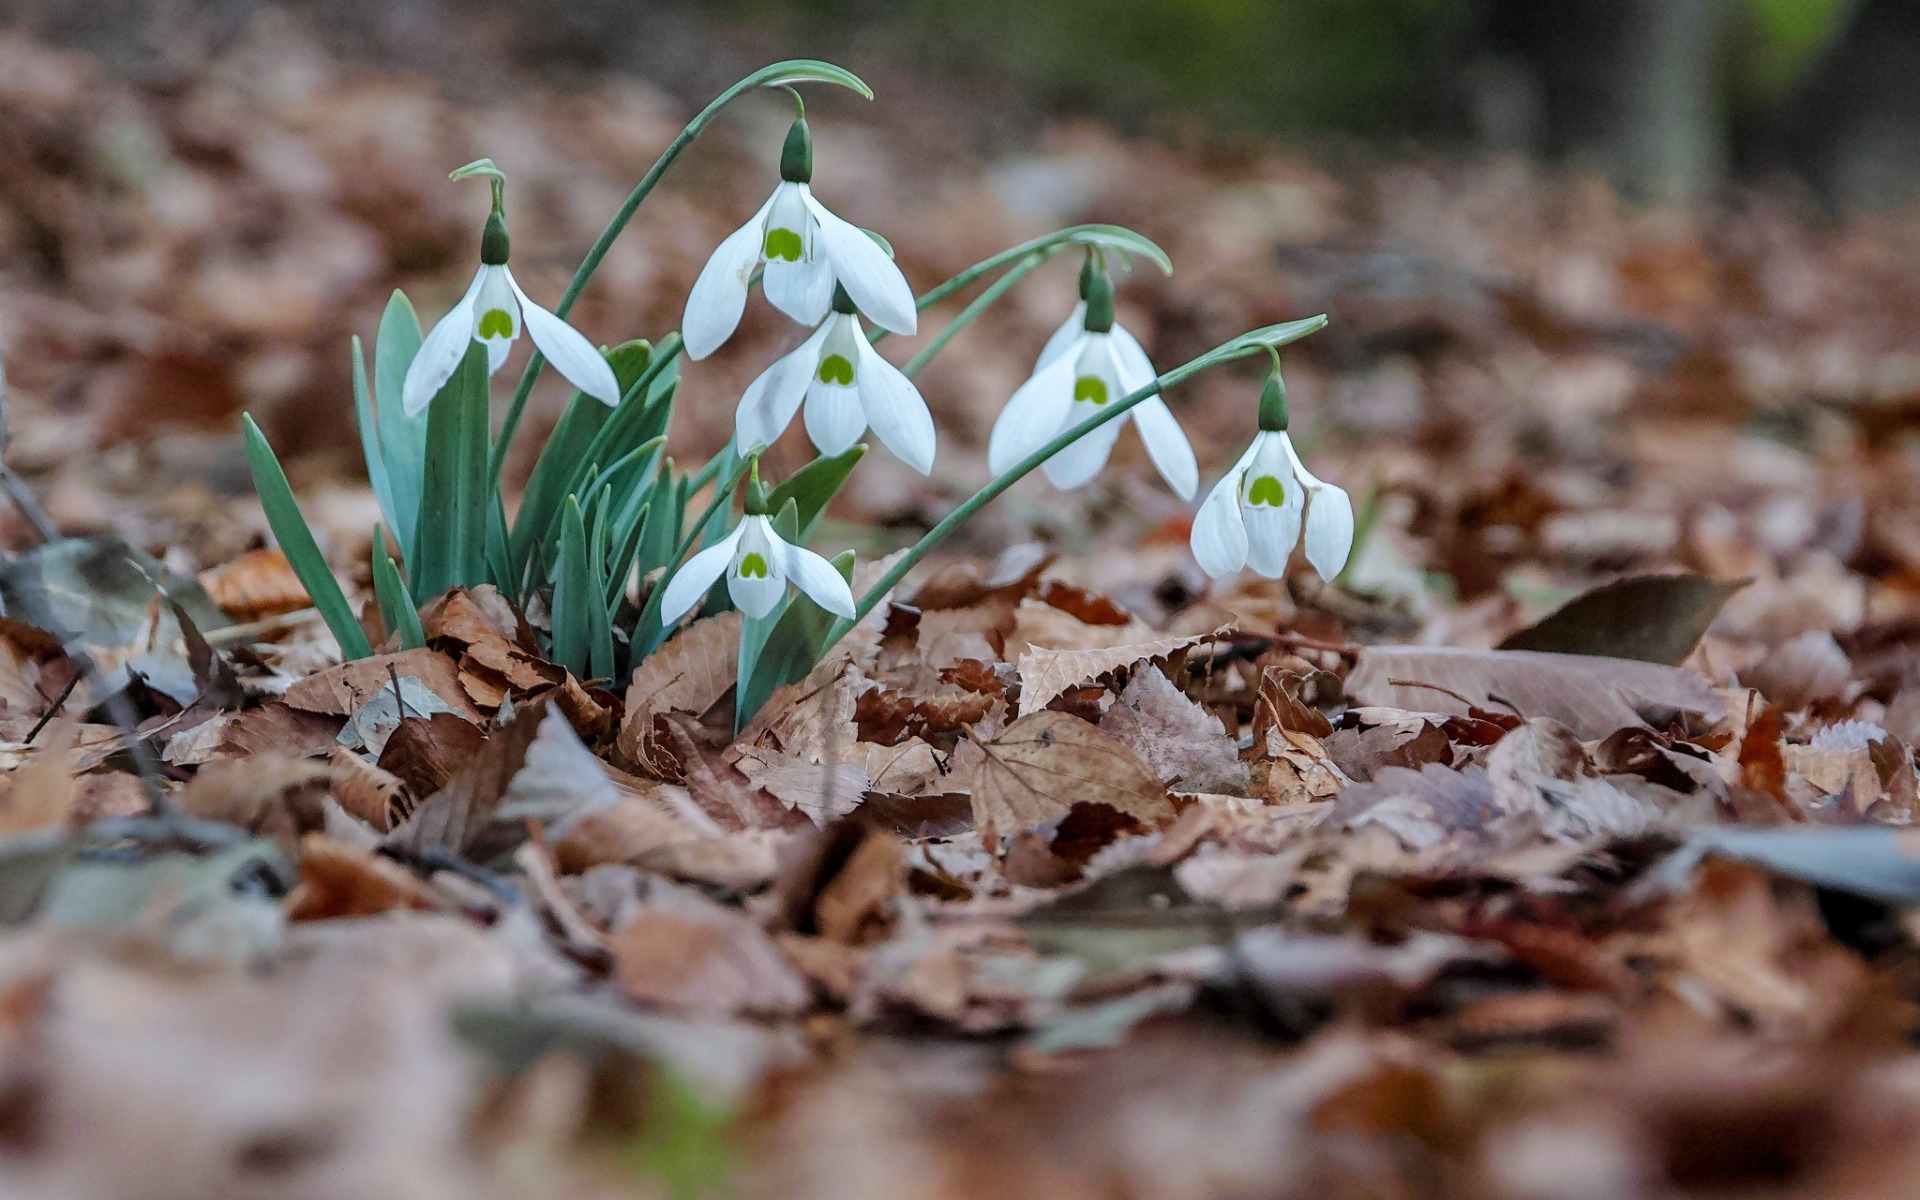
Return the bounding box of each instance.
[763,227,805,262]
[816,354,855,386]
[1247,475,1287,507]
[738,552,770,579]
[477,309,515,339]
[1074,376,1109,405]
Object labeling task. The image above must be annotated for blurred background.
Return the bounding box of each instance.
[0,0,1914,645]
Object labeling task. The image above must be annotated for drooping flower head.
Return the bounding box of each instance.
[1190,363,1353,581]
[658,460,858,624]
[683,101,916,360]
[402,161,620,417]
[988,258,1197,499]
[734,284,935,474]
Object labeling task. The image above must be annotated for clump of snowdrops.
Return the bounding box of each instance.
[246,62,1345,726]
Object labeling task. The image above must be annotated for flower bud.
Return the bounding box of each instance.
[480,210,511,266]
[1258,368,1290,432]
[1082,267,1115,334]
[780,115,813,184]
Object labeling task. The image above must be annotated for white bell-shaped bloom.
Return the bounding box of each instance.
[733,311,935,474]
[682,181,917,360]
[1190,430,1353,581]
[403,263,619,416]
[658,515,856,624]
[987,311,1197,499]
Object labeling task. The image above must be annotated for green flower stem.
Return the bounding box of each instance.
[818,314,1329,653]
[488,61,871,486]
[901,250,1048,379]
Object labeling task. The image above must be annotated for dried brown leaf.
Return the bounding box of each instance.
[285,833,435,921]
[1346,646,1724,739]
[282,649,484,723]
[968,711,1175,845]
[1016,633,1211,718]
[198,548,309,619]
[1099,665,1250,795]
[616,613,740,769]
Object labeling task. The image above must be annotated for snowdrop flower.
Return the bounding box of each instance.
[987,265,1196,499]
[734,285,935,474]
[1190,367,1353,581]
[658,481,856,624]
[682,109,916,360]
[402,162,619,417]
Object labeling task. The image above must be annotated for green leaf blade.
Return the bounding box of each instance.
[410,341,492,599]
[242,415,373,660]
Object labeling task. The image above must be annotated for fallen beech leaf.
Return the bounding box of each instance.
[1742,631,1852,711]
[1782,743,1879,810]
[552,789,700,873]
[73,772,148,823]
[385,699,618,865]
[285,833,435,920]
[969,711,1175,845]
[660,713,806,833]
[283,649,484,723]
[616,613,740,769]
[418,586,524,647]
[733,661,863,765]
[198,548,310,619]
[327,746,406,831]
[734,749,867,825]
[0,720,79,833]
[1099,666,1249,795]
[1016,633,1210,717]
[1498,573,1747,665]
[1346,646,1723,739]
[377,713,489,802]
[181,754,330,854]
[1009,597,1159,654]
[210,703,343,761]
[608,885,810,1018]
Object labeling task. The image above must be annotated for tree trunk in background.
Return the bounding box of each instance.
[1614,0,1729,205]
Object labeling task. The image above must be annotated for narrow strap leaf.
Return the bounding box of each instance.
[410,341,491,598]
[371,525,425,650]
[242,415,373,660]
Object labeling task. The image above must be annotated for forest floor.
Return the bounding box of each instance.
[0,19,1918,1200]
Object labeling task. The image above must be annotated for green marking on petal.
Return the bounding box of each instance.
[763,227,805,263]
[476,308,515,340]
[816,354,855,386]
[739,552,770,579]
[1247,475,1287,507]
[1073,376,1109,405]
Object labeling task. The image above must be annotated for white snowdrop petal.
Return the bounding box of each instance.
[1109,321,1159,391]
[1242,490,1304,578]
[779,540,856,619]
[486,338,511,375]
[855,338,936,475]
[658,526,744,626]
[510,274,620,406]
[1035,302,1086,371]
[1302,483,1356,582]
[727,519,788,619]
[1041,406,1124,490]
[735,325,828,453]
[1130,396,1199,500]
[1190,470,1251,578]
[763,254,835,327]
[682,191,778,360]
[401,267,486,416]
[804,379,866,456]
[988,348,1078,475]
[804,193,916,335]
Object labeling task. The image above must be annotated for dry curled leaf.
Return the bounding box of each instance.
[968,711,1175,845]
[1016,633,1211,717]
[616,613,740,769]
[198,548,310,619]
[1346,646,1724,740]
[1099,665,1250,795]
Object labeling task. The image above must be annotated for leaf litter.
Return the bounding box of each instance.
[6,21,1920,1200]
